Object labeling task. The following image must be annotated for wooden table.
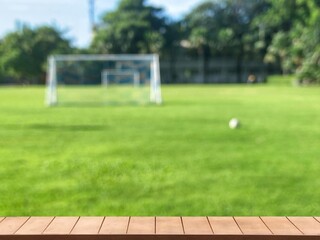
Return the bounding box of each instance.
[0,216,320,239]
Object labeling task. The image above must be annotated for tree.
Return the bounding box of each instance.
[256,0,320,79]
[182,0,270,83]
[0,25,73,84]
[91,0,169,54]
[296,1,320,83]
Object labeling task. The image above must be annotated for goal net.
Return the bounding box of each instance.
[46,54,162,106]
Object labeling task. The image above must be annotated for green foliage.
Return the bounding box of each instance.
[0,0,319,84]
[295,3,320,83]
[183,0,269,57]
[91,0,169,54]
[264,31,293,73]
[297,48,320,84]
[257,0,320,81]
[0,25,72,84]
[181,0,270,83]
[1,84,320,215]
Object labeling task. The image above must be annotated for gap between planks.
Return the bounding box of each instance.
[0,216,320,236]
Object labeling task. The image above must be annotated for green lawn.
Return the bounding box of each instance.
[0,81,320,216]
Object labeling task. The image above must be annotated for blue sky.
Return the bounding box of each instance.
[0,0,200,47]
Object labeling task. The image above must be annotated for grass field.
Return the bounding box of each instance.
[1,78,320,216]
[57,85,150,105]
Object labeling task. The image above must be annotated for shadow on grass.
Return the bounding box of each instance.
[50,101,155,108]
[1,123,108,131]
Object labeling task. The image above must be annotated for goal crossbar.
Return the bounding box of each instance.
[52,54,156,62]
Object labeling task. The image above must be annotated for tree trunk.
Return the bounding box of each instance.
[236,42,244,83]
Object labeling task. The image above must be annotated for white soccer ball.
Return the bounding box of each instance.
[229,118,240,129]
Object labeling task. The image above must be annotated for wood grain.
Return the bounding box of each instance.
[156,217,184,234]
[234,217,272,235]
[127,217,155,234]
[182,217,212,235]
[99,217,129,234]
[15,217,54,235]
[208,217,242,234]
[0,217,29,235]
[43,217,79,235]
[288,217,320,235]
[70,217,104,235]
[0,216,318,238]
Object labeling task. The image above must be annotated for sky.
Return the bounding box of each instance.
[0,0,201,47]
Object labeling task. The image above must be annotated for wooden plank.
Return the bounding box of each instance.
[0,217,29,235]
[208,217,242,234]
[288,217,320,235]
[70,217,104,234]
[43,217,79,235]
[0,216,319,238]
[15,217,54,235]
[99,217,129,234]
[182,217,213,235]
[234,217,272,235]
[261,217,302,235]
[127,217,155,234]
[156,217,184,234]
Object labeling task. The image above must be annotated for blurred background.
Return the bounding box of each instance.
[1,0,319,84]
[0,0,319,216]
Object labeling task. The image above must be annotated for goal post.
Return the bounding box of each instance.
[46,54,162,106]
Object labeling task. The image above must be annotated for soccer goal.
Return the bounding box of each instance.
[46,54,162,106]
